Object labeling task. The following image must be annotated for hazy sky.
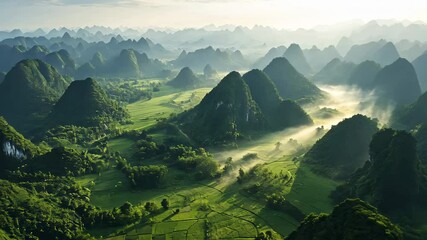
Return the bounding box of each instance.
[1,0,426,30]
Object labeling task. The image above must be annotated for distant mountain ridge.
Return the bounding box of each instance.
[172,46,246,71]
[344,40,400,66]
[0,33,170,68]
[313,58,356,85]
[303,45,342,73]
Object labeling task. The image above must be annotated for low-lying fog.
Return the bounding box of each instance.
[212,84,394,186]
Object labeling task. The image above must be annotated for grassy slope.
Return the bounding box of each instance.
[125,88,211,131]
[107,138,137,160]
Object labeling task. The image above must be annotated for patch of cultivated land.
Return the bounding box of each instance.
[78,150,339,239]
[107,138,137,160]
[125,88,211,130]
[79,85,369,239]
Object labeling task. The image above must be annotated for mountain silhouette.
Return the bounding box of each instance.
[286,199,402,240]
[263,57,323,101]
[304,114,379,179]
[348,60,381,90]
[49,78,128,127]
[0,59,69,131]
[167,67,201,89]
[313,58,356,85]
[283,43,312,75]
[373,58,421,105]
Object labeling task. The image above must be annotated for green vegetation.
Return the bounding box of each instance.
[26,147,104,176]
[126,88,211,130]
[45,49,76,76]
[243,69,313,130]
[0,116,40,158]
[415,122,427,163]
[373,58,421,105]
[177,70,312,146]
[391,91,427,130]
[0,117,42,174]
[167,145,220,180]
[348,60,381,89]
[41,124,117,148]
[263,57,323,102]
[304,114,379,179]
[0,179,88,240]
[49,78,129,127]
[167,67,201,89]
[0,59,70,131]
[1,32,426,240]
[286,199,403,240]
[332,129,427,215]
[122,164,168,189]
[100,80,152,104]
[178,71,264,145]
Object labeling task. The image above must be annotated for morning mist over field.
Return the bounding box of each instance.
[1,1,427,240]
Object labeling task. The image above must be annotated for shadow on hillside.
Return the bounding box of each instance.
[285,161,339,215]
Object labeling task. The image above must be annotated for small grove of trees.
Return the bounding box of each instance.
[114,154,167,189]
[237,164,274,184]
[77,201,146,227]
[256,230,275,240]
[101,80,152,104]
[41,125,115,148]
[1,172,150,239]
[241,153,258,161]
[144,202,159,212]
[161,199,169,209]
[237,164,291,185]
[223,157,233,173]
[167,145,220,180]
[135,139,162,158]
[128,165,168,189]
[125,164,168,189]
[117,133,220,181]
[26,147,105,176]
[266,193,305,221]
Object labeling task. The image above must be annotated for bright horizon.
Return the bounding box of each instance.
[1,0,427,31]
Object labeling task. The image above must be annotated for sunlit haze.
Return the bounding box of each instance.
[2,0,427,30]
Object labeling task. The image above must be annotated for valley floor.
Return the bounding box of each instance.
[78,84,382,239]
